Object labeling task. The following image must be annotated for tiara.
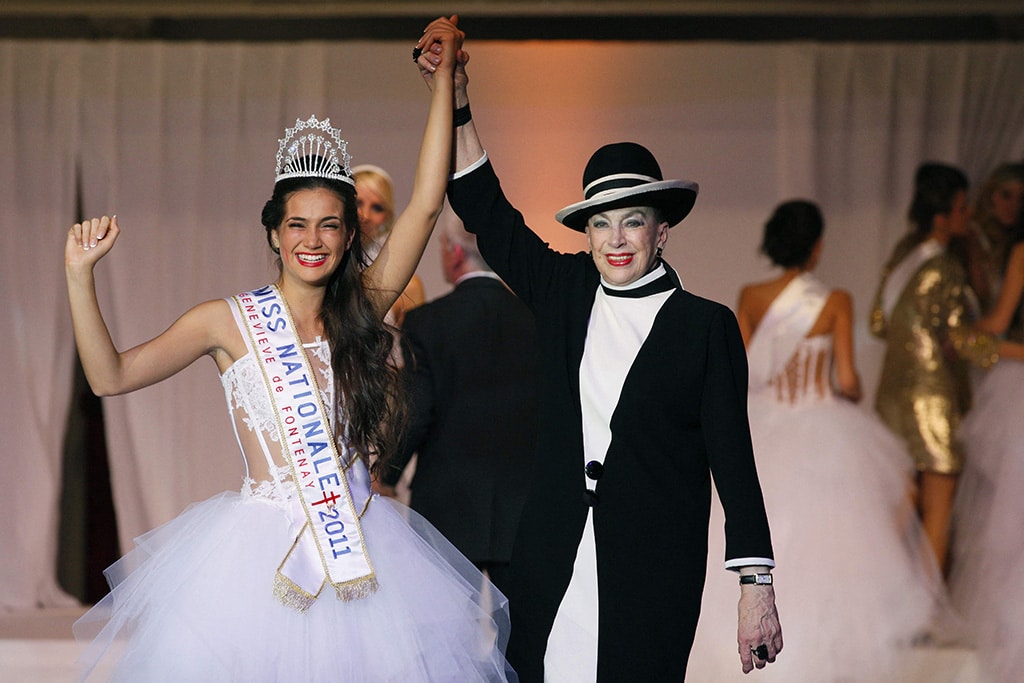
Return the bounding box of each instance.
[274,115,354,186]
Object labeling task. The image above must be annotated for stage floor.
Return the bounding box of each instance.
[1,607,85,683]
[0,606,995,682]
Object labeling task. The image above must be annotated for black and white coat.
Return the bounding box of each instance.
[448,158,774,682]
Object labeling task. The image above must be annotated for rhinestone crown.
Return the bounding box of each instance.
[274,115,354,186]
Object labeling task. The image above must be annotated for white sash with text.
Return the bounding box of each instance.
[231,284,377,612]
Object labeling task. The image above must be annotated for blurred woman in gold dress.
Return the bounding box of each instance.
[869,162,1024,574]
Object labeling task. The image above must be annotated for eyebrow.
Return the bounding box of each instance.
[590,208,650,222]
[285,215,344,223]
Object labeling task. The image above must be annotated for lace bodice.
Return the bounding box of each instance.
[219,338,336,504]
[756,334,835,407]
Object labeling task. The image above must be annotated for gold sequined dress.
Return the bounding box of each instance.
[870,237,998,475]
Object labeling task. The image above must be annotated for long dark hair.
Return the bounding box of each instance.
[261,175,406,478]
[907,162,968,239]
[888,162,966,270]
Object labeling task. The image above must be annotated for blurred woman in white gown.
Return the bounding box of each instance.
[687,200,946,683]
[950,224,1024,683]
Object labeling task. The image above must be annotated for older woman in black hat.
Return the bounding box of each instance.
[415,16,781,682]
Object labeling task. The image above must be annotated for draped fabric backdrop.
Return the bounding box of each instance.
[0,42,81,609]
[2,38,1023,608]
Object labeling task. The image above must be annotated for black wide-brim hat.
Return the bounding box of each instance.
[555,142,699,232]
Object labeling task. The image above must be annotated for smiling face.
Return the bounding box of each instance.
[271,188,354,288]
[585,206,669,286]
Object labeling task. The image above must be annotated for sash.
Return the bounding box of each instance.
[746,273,829,392]
[231,284,377,612]
[880,239,944,320]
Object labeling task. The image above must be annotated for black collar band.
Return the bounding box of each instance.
[600,272,675,298]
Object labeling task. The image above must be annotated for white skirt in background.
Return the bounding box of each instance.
[950,359,1024,683]
[687,394,947,683]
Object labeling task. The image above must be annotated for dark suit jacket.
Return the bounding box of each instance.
[386,275,538,567]
[448,160,774,682]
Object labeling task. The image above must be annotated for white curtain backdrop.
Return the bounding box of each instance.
[3,38,1023,608]
[0,42,82,609]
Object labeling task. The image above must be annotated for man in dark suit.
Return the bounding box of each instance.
[380,208,538,595]
[415,16,782,682]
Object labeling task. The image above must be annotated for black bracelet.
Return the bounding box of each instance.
[453,104,472,127]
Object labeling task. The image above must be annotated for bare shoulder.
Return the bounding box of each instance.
[737,280,782,341]
[738,279,778,306]
[738,279,787,315]
[184,298,235,329]
[182,298,247,369]
[737,282,761,318]
[824,288,854,314]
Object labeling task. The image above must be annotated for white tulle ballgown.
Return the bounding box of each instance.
[73,299,514,682]
[949,357,1024,683]
[686,274,946,683]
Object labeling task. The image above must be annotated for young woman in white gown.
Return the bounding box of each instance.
[686,200,946,683]
[950,229,1024,683]
[65,23,514,683]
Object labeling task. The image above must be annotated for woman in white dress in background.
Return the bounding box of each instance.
[949,222,1024,683]
[687,200,946,683]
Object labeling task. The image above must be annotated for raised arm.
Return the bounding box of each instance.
[450,59,483,175]
[65,215,231,396]
[414,16,481,175]
[363,18,461,318]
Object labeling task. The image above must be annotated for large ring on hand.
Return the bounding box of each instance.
[411,46,423,62]
[752,644,769,660]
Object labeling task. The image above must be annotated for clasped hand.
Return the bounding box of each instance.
[66,215,119,272]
